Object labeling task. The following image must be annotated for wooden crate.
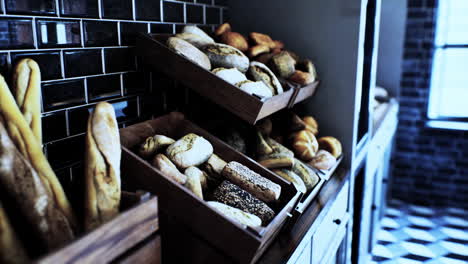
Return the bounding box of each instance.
[119,112,301,264]
[37,192,159,264]
[136,33,319,124]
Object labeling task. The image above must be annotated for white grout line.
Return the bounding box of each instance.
[136,95,141,117]
[83,78,89,103]
[132,0,136,21]
[160,0,164,22]
[101,48,106,73]
[42,95,139,115]
[65,109,70,136]
[55,0,60,17]
[98,0,103,19]
[31,17,38,49]
[41,70,135,84]
[202,4,206,24]
[120,73,124,96]
[183,3,187,24]
[117,21,122,46]
[4,45,132,53]
[1,0,5,15]
[59,49,65,78]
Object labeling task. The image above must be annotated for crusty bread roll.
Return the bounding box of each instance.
[174,32,214,48]
[204,43,250,72]
[249,61,283,95]
[12,58,41,144]
[270,51,296,78]
[303,116,319,135]
[182,25,215,43]
[291,130,319,161]
[0,74,77,233]
[212,67,247,85]
[249,32,275,49]
[318,136,342,158]
[273,169,306,194]
[138,135,175,159]
[272,40,284,50]
[248,44,270,58]
[309,150,337,170]
[167,37,211,70]
[184,167,204,199]
[214,22,231,36]
[212,181,275,225]
[0,120,74,250]
[235,80,273,98]
[84,102,121,231]
[292,159,320,191]
[221,31,249,52]
[152,154,187,185]
[288,70,315,85]
[0,202,28,264]
[203,154,227,175]
[255,53,275,65]
[166,133,214,169]
[207,201,262,228]
[222,161,281,202]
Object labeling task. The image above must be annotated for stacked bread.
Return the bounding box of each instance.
[136,132,282,227]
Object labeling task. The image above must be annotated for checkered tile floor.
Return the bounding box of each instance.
[371,200,468,264]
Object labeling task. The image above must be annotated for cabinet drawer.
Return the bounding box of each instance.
[311,181,349,264]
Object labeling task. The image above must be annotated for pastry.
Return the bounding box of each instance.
[85,102,121,231]
[292,130,319,161]
[258,153,295,169]
[318,136,342,158]
[0,202,28,264]
[212,67,247,85]
[152,154,187,184]
[256,131,273,156]
[249,32,275,49]
[256,118,272,136]
[224,130,247,154]
[212,181,275,224]
[174,32,214,48]
[222,161,281,202]
[182,25,215,43]
[138,135,175,159]
[309,150,337,170]
[167,37,211,70]
[204,43,250,72]
[248,61,283,95]
[236,80,273,98]
[220,31,249,52]
[207,201,261,228]
[214,22,231,36]
[248,44,270,58]
[292,159,320,191]
[166,133,213,169]
[184,167,204,199]
[288,70,314,85]
[270,51,296,78]
[0,120,74,250]
[303,116,319,135]
[12,58,41,144]
[0,74,77,233]
[273,169,306,194]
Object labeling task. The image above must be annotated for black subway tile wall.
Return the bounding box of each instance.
[0,0,228,178]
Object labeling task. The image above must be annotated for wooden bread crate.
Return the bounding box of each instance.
[37,192,159,264]
[119,112,301,264]
[136,33,319,124]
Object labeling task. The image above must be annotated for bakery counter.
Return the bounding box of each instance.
[258,167,350,264]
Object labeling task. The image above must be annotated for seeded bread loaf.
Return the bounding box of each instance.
[222,161,281,202]
[166,133,214,169]
[207,201,262,228]
[212,181,275,224]
[204,43,249,72]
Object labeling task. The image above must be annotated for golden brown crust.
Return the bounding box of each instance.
[288,70,314,85]
[220,32,249,52]
[318,136,342,158]
[270,51,296,78]
[303,116,319,135]
[272,40,285,50]
[248,44,270,58]
[214,22,231,36]
[255,53,275,65]
[249,32,275,49]
[292,130,319,161]
[152,154,187,184]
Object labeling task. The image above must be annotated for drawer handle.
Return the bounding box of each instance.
[333,219,341,225]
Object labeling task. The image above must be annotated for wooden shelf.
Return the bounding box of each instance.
[136,33,319,124]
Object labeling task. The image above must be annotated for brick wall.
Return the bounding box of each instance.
[391,0,468,209]
[0,0,227,207]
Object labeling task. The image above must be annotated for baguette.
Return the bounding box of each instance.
[0,120,74,250]
[222,161,281,202]
[152,154,187,185]
[292,159,320,191]
[12,59,42,144]
[0,202,28,264]
[0,74,77,232]
[258,153,295,169]
[184,167,205,199]
[84,102,121,231]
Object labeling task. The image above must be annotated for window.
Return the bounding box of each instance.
[428,0,468,121]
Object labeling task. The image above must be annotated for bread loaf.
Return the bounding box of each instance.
[84,102,121,231]
[256,131,273,156]
[204,43,250,72]
[166,133,214,169]
[255,53,275,65]
[203,154,227,175]
[288,70,314,85]
[214,23,231,36]
[212,67,247,85]
[249,32,275,49]
[182,25,215,43]
[272,40,285,50]
[207,201,262,228]
[249,61,283,95]
[318,137,342,158]
[0,120,74,250]
[248,44,270,58]
[222,161,281,202]
[167,37,211,70]
[292,159,320,191]
[0,202,28,264]
[273,169,307,194]
[258,153,295,169]
[220,31,249,52]
[0,74,77,233]
[174,32,214,48]
[12,58,41,144]
[270,51,296,78]
[297,59,318,78]
[266,137,294,157]
[152,154,187,184]
[291,130,319,161]
[309,150,337,170]
[212,181,275,224]
[184,167,204,199]
[138,135,175,159]
[303,116,319,135]
[236,80,273,98]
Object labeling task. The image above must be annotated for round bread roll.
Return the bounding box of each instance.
[214,22,231,36]
[309,150,337,170]
[269,51,296,78]
[204,43,250,72]
[182,25,214,43]
[303,116,319,135]
[318,136,342,158]
[249,61,283,95]
[291,130,319,161]
[235,80,273,98]
[221,31,249,52]
[166,133,214,169]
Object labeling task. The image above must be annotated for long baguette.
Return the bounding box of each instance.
[12,59,42,144]
[84,102,121,231]
[0,75,77,232]
[0,201,28,264]
[0,119,74,249]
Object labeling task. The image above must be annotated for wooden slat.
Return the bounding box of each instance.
[114,235,161,264]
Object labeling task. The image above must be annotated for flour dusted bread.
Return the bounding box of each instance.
[207,201,262,228]
[222,161,281,203]
[204,43,250,72]
[212,67,247,85]
[175,32,214,48]
[166,133,214,169]
[248,61,283,95]
[182,25,215,43]
[138,135,175,159]
[84,102,121,231]
[0,202,28,264]
[236,80,273,98]
[152,154,187,185]
[184,167,205,199]
[309,150,337,170]
[167,37,211,70]
[292,159,320,191]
